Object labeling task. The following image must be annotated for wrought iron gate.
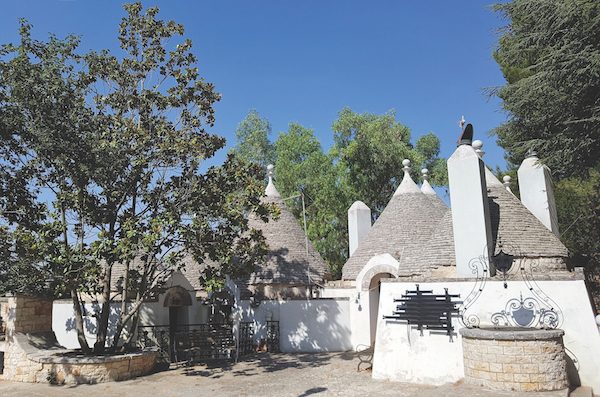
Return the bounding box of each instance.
[137,322,257,364]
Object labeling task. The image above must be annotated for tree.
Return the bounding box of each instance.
[231,110,276,168]
[554,169,600,308]
[273,123,349,276]
[493,0,600,177]
[492,0,600,306]
[0,3,273,353]
[233,109,447,278]
[331,108,447,217]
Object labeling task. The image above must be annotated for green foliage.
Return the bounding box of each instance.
[493,0,600,177]
[233,108,447,278]
[554,168,600,307]
[332,108,446,215]
[273,123,348,276]
[0,3,273,352]
[231,110,276,167]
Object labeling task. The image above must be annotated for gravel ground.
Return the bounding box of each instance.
[0,352,568,397]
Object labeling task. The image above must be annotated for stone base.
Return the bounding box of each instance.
[459,328,568,392]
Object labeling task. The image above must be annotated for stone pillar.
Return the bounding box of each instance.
[3,295,53,381]
[448,139,494,277]
[348,201,371,257]
[517,154,560,236]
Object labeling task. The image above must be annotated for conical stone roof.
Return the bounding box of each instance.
[246,168,328,285]
[342,161,447,280]
[412,170,569,272]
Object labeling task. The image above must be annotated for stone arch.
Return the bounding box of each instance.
[355,253,400,292]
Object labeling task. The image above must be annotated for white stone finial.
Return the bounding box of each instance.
[420,168,436,195]
[503,175,513,193]
[459,115,466,129]
[265,164,280,197]
[472,140,485,158]
[394,159,421,195]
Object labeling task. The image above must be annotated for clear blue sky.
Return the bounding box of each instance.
[0,1,510,171]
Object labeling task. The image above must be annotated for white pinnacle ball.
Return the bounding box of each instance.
[503,175,511,183]
[421,168,429,175]
[472,140,483,150]
[402,159,410,167]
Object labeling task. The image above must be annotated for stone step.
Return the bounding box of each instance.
[569,386,594,397]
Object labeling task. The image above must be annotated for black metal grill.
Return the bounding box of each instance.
[383,284,461,339]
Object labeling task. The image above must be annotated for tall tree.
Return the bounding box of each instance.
[231,110,276,168]
[0,3,273,353]
[244,110,447,278]
[273,123,348,276]
[332,108,447,217]
[493,0,600,177]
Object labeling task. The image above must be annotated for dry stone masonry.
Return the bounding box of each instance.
[460,327,568,392]
[2,295,158,384]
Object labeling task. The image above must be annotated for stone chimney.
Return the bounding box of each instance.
[348,201,371,257]
[517,152,560,236]
[447,124,494,277]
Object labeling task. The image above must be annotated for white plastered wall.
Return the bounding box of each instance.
[372,279,600,391]
[52,271,209,348]
[235,298,352,352]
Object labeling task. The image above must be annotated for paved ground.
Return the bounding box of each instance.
[0,352,568,397]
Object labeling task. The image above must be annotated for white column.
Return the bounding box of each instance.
[348,201,371,257]
[447,142,494,277]
[517,154,560,236]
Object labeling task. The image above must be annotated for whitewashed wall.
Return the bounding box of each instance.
[321,286,378,351]
[52,271,209,348]
[236,298,352,352]
[372,279,600,391]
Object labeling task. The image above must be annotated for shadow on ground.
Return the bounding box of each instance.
[181,351,357,379]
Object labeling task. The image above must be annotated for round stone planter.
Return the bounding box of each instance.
[459,327,568,392]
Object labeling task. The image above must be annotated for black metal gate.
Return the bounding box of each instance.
[137,322,257,364]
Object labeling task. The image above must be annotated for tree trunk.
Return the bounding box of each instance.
[94,262,112,353]
[71,289,91,353]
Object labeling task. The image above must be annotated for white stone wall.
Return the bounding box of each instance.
[236,298,352,352]
[53,271,209,349]
[372,279,600,391]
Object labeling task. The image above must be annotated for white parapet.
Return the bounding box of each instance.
[447,143,493,277]
[517,155,560,236]
[347,201,371,257]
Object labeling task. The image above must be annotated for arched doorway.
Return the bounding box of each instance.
[355,254,399,347]
[368,272,393,346]
[163,286,192,360]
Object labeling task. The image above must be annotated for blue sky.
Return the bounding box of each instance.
[0,1,510,172]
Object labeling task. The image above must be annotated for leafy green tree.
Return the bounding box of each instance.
[231,110,276,168]
[243,109,447,278]
[273,123,349,276]
[493,0,600,177]
[332,108,447,216]
[0,3,273,353]
[554,168,600,308]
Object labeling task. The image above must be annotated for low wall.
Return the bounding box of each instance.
[460,328,568,392]
[5,333,157,384]
[236,298,352,352]
[3,296,157,384]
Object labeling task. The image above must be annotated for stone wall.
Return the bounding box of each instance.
[5,338,157,384]
[3,295,157,384]
[460,328,568,392]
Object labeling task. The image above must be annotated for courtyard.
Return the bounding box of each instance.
[0,352,568,397]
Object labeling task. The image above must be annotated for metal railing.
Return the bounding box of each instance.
[136,323,248,364]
